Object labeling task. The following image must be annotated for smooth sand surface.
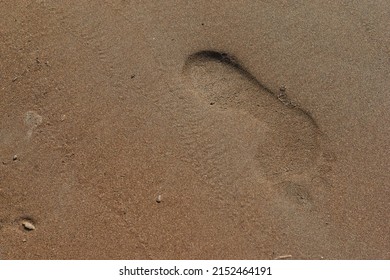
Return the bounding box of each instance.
[1,0,389,259]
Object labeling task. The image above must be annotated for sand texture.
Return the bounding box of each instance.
[0,0,389,259]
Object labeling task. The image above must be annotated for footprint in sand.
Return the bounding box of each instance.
[182,50,334,190]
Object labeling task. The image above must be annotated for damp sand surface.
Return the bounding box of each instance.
[0,1,389,259]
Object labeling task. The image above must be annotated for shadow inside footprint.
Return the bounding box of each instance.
[183,50,322,179]
[275,181,312,207]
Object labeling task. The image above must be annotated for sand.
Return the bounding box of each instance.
[0,0,389,259]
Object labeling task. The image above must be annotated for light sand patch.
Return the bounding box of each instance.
[24,111,42,139]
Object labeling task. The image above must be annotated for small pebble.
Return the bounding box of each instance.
[13,155,18,161]
[274,254,292,260]
[280,85,286,92]
[156,195,162,203]
[22,221,36,231]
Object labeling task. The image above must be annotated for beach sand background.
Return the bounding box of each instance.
[0,0,389,259]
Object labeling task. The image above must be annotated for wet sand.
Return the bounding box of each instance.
[0,0,389,259]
